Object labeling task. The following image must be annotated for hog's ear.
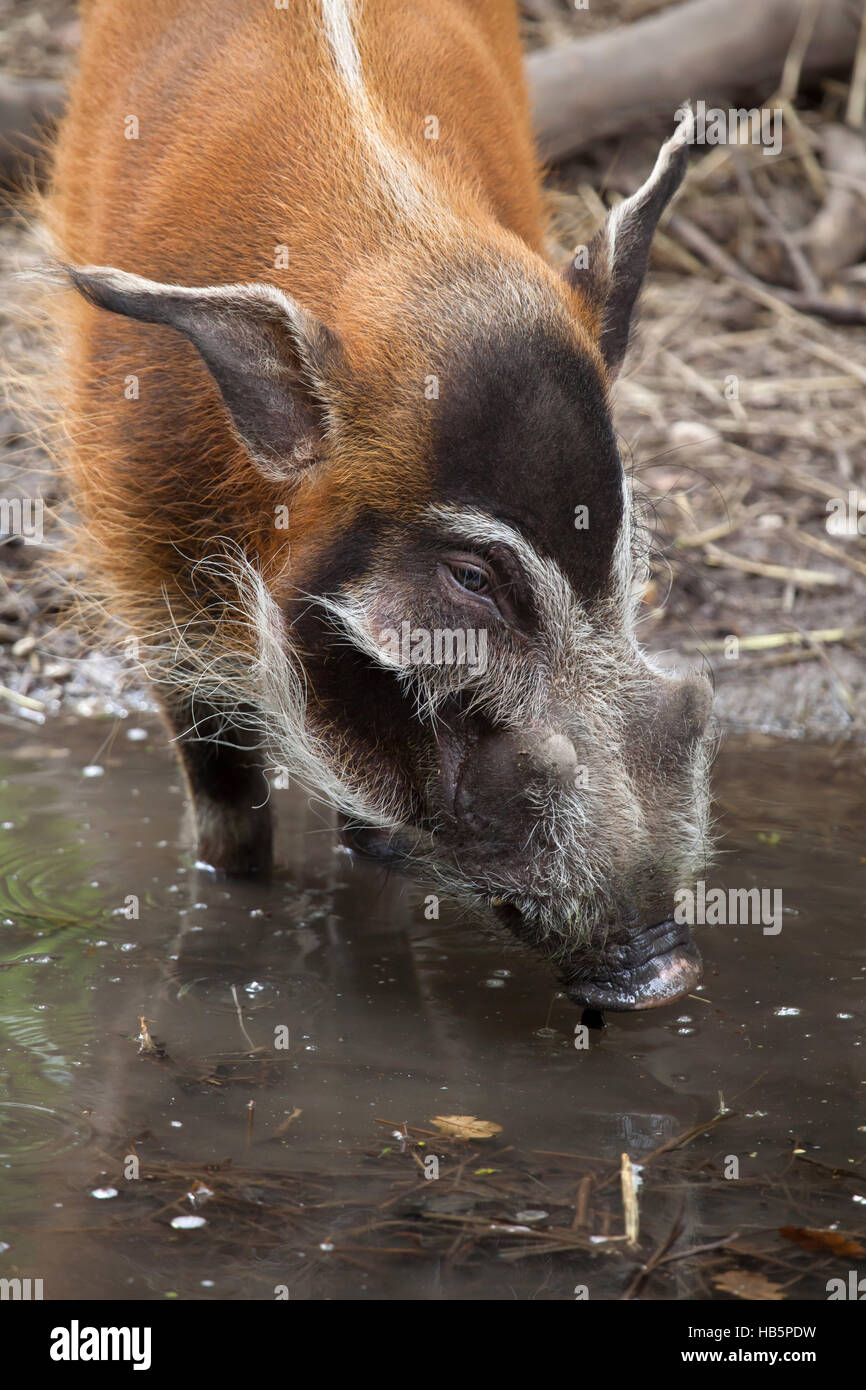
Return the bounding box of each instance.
[565,109,693,379]
[66,266,344,481]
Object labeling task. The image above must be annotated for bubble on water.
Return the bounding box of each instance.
[201,1280,215,1287]
[0,1242,9,1254]
[837,1013,854,1020]
[514,1209,548,1223]
[852,1195,866,1206]
[484,978,506,989]
[82,765,104,778]
[774,1007,801,1016]
[319,1242,334,1251]
[126,727,148,741]
[91,1187,118,1200]
[171,1214,207,1229]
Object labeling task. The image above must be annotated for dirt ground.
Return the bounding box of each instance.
[1,0,865,742]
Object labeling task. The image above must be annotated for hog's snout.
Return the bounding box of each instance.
[453,728,579,836]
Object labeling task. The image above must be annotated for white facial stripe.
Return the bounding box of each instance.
[425,502,631,633]
[610,474,633,610]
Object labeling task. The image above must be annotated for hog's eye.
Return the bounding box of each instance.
[448,562,491,596]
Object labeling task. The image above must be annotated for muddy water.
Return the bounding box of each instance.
[0,716,863,1301]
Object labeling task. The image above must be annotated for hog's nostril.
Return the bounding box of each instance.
[529,732,579,788]
[453,727,580,828]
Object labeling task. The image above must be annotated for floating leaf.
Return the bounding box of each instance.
[714,1269,785,1301]
[430,1115,503,1141]
[780,1227,866,1258]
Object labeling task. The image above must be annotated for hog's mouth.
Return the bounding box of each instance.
[492,904,701,1011]
[563,917,701,1012]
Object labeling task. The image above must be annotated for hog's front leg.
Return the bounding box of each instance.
[160,691,273,877]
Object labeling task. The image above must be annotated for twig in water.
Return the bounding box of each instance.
[230,983,258,1054]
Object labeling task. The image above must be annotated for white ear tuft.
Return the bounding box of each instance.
[565,111,691,377]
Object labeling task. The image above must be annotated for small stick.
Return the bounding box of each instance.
[786,525,866,580]
[621,1204,684,1300]
[786,330,866,387]
[684,625,865,653]
[0,683,44,712]
[572,1174,592,1232]
[675,507,763,550]
[728,441,861,505]
[230,983,258,1054]
[620,1153,640,1247]
[702,543,841,588]
[714,648,822,672]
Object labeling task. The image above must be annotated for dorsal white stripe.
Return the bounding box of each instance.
[317,0,433,220]
[320,0,363,91]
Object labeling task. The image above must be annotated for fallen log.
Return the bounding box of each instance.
[526,0,862,161]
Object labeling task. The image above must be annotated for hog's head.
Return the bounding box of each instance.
[68,118,713,1010]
